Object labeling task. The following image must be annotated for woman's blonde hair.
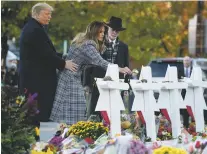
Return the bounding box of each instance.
[71,21,106,52]
[31,3,53,18]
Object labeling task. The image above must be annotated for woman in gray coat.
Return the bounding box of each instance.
[50,21,131,124]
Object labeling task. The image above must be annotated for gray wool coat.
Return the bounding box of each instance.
[50,40,109,124]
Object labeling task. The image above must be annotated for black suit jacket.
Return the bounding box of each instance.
[178,66,193,79]
[178,66,193,99]
[19,18,65,109]
[102,40,129,68]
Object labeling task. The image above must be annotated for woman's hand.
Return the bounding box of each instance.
[65,60,78,72]
[119,67,132,75]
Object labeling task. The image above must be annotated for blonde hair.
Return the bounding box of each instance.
[31,3,53,18]
[71,21,106,52]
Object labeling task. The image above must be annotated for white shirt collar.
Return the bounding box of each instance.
[109,39,116,44]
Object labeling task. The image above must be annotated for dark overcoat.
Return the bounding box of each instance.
[19,18,65,121]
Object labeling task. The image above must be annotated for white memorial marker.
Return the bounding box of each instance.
[157,65,188,138]
[95,64,129,137]
[131,66,160,141]
[184,67,207,132]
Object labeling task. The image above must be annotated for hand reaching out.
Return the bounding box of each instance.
[119,67,132,75]
[65,60,78,72]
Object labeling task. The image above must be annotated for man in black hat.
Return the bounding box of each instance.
[83,16,131,118]
[102,16,129,71]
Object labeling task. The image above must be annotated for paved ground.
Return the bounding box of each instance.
[40,122,59,142]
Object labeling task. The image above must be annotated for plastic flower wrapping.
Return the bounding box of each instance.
[30,122,152,154]
[57,123,68,132]
[31,142,56,154]
[121,113,144,140]
[30,113,207,154]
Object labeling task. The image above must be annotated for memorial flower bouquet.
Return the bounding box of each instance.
[153,146,187,154]
[121,113,144,139]
[187,122,207,142]
[31,142,57,154]
[188,122,196,135]
[67,121,109,141]
[187,141,207,154]
[157,116,173,141]
[121,113,132,129]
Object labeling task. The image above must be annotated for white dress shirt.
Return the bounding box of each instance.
[184,67,190,78]
[109,39,116,49]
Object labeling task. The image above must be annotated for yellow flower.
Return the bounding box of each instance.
[31,149,54,154]
[156,138,161,141]
[35,127,40,136]
[180,150,187,154]
[68,121,108,140]
[156,146,187,154]
[46,148,53,154]
[153,149,162,154]
[168,151,173,154]
[115,133,121,137]
[31,150,37,154]
[16,100,20,104]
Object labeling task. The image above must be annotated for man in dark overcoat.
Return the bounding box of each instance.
[19,3,77,122]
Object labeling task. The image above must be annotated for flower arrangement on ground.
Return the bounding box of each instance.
[153,146,187,154]
[188,141,207,154]
[121,113,145,139]
[31,142,57,154]
[128,139,150,154]
[67,121,109,141]
[187,122,207,142]
[188,122,196,135]
[157,116,173,141]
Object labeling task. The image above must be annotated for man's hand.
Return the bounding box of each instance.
[119,67,132,75]
[65,60,78,72]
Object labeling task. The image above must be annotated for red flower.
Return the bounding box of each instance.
[189,125,195,132]
[167,127,172,133]
[158,132,162,136]
[159,127,164,131]
[202,133,207,138]
[84,137,94,144]
[195,141,201,149]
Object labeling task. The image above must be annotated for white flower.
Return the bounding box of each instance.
[33,142,48,151]
[162,131,167,136]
